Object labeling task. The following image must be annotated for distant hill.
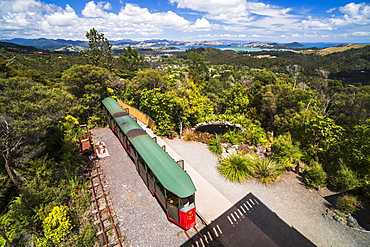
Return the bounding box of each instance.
[0,38,88,51]
[0,41,49,53]
[284,42,305,47]
[229,42,304,49]
[1,38,368,55]
[299,44,370,55]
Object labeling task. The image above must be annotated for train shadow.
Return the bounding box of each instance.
[181,193,315,247]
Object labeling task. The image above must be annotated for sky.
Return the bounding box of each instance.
[0,0,370,43]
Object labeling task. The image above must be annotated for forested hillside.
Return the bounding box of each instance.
[0,29,369,245]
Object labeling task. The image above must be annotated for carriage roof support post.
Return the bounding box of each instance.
[177,160,184,170]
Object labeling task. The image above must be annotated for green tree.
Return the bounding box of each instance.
[62,64,111,98]
[271,132,303,169]
[115,46,146,72]
[0,197,23,247]
[331,162,360,191]
[186,52,209,86]
[331,86,370,129]
[303,115,344,152]
[342,119,370,178]
[139,88,176,135]
[252,70,278,86]
[81,28,114,70]
[170,80,214,134]
[130,69,172,93]
[61,64,112,123]
[223,83,249,114]
[0,77,75,189]
[0,58,16,79]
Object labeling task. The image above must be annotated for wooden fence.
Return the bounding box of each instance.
[117,100,156,130]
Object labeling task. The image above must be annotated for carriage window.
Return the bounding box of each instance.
[156,181,165,193]
[147,167,155,180]
[138,154,145,165]
[180,195,195,212]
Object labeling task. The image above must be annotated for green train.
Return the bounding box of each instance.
[102,97,196,230]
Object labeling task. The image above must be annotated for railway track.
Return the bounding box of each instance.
[87,143,125,247]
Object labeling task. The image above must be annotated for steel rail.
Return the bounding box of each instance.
[89,170,109,246]
[94,160,123,247]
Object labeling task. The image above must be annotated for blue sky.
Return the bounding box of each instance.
[1,0,369,42]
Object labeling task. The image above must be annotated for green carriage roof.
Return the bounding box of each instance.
[102,97,196,198]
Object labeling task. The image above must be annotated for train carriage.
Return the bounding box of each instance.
[102,97,196,230]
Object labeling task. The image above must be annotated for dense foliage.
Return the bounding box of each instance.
[0,28,369,245]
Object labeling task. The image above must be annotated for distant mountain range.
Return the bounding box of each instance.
[0,38,310,51]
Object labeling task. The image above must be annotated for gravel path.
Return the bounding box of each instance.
[91,128,190,247]
[90,127,370,247]
[164,138,370,247]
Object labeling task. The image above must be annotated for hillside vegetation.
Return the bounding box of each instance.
[0,29,369,246]
[300,44,370,55]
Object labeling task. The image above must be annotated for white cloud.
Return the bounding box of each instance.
[0,0,216,39]
[352,31,370,36]
[45,4,79,26]
[82,1,111,18]
[193,18,211,29]
[104,4,192,34]
[187,18,222,31]
[0,0,369,42]
[170,0,294,25]
[301,2,370,30]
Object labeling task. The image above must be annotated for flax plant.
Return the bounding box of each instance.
[208,134,223,156]
[218,153,255,183]
[254,158,282,185]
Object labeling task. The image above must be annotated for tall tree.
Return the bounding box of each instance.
[61,65,112,123]
[139,88,176,135]
[0,77,75,189]
[223,83,249,115]
[115,46,146,72]
[170,80,213,135]
[286,64,301,90]
[186,52,209,86]
[81,28,114,70]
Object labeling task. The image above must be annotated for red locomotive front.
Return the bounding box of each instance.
[179,207,196,230]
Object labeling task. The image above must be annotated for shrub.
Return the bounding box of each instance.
[254,158,282,185]
[335,194,363,214]
[201,114,267,145]
[195,131,214,143]
[223,129,245,145]
[218,153,255,183]
[208,134,223,156]
[39,205,73,245]
[303,162,327,189]
[271,132,303,169]
[331,164,360,191]
[182,127,196,141]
